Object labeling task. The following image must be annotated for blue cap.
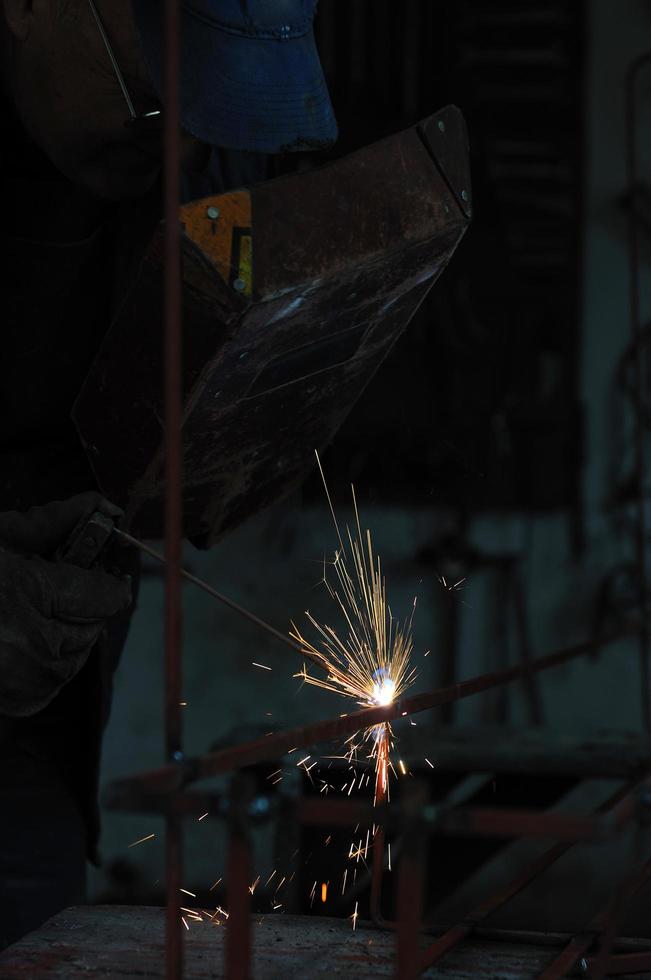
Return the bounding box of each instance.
[132,0,338,153]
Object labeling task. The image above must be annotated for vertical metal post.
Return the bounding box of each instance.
[369,824,386,925]
[163,0,183,977]
[226,774,253,980]
[395,783,426,980]
[626,54,651,731]
[395,846,423,980]
[370,750,388,925]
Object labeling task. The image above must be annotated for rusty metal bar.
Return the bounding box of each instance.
[367,775,493,928]
[225,775,253,980]
[537,855,651,980]
[370,823,387,924]
[626,52,651,732]
[297,797,626,842]
[395,847,422,979]
[163,0,183,976]
[395,785,426,980]
[107,627,637,801]
[106,782,641,844]
[163,0,183,782]
[370,752,389,924]
[418,781,638,971]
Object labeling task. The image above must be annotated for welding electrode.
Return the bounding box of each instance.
[114,528,311,657]
[59,510,321,666]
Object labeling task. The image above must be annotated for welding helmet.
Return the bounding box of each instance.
[73,106,472,546]
[131,0,338,153]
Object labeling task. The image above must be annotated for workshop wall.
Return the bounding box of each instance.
[89,0,651,934]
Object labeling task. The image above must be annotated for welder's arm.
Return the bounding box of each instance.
[0,492,132,718]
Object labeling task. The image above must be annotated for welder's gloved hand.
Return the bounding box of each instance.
[0,492,132,718]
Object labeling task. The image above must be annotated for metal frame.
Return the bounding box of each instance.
[107,624,651,979]
[142,6,651,976]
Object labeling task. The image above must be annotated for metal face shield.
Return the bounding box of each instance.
[73,107,472,546]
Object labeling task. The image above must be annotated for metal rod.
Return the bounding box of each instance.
[366,774,493,926]
[115,529,322,668]
[369,822,387,926]
[626,53,651,732]
[87,0,137,118]
[106,626,638,800]
[163,0,183,976]
[225,775,252,980]
[395,814,424,978]
[105,781,646,845]
[165,814,183,980]
[370,741,389,925]
[295,797,633,841]
[312,799,604,840]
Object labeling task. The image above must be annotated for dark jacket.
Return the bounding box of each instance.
[0,100,266,859]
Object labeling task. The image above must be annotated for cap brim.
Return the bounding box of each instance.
[133,2,338,154]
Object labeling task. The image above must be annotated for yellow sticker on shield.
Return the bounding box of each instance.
[181,190,253,298]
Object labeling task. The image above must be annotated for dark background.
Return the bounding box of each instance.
[306,0,585,531]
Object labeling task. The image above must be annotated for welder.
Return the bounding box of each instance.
[0,0,337,948]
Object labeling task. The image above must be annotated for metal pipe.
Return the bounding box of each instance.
[626,53,651,732]
[163,0,183,976]
[106,626,638,800]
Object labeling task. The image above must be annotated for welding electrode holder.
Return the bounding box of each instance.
[56,510,117,569]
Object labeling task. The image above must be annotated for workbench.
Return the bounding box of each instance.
[1,906,650,978]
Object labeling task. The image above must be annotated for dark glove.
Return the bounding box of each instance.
[0,492,132,718]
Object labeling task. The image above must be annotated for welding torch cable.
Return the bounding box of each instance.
[114,528,324,669]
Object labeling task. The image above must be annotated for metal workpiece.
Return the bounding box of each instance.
[104,624,638,804]
[72,106,471,546]
[102,623,651,978]
[104,780,640,845]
